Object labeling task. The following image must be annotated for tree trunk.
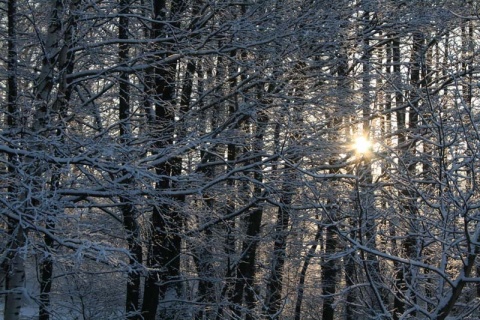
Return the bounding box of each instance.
[264,98,300,316]
[5,0,70,318]
[118,1,143,318]
[357,9,387,315]
[391,33,405,319]
[344,247,356,320]
[39,1,78,318]
[3,1,19,318]
[218,61,240,318]
[4,227,26,320]
[264,186,293,317]
[142,1,186,318]
[233,112,267,320]
[294,223,321,320]
[193,103,221,320]
[321,225,338,320]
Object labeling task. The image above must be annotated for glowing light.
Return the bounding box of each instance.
[354,136,372,154]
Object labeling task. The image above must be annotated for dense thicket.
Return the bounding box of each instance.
[1,0,480,319]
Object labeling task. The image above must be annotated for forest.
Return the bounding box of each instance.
[1,0,480,319]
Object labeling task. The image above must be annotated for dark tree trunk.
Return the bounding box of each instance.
[3,2,20,317]
[142,1,187,318]
[321,225,338,320]
[194,105,220,320]
[264,166,295,317]
[264,93,296,316]
[391,34,405,320]
[233,206,263,320]
[117,1,143,318]
[294,224,321,320]
[394,31,423,320]
[344,248,356,320]
[218,65,240,319]
[233,111,267,320]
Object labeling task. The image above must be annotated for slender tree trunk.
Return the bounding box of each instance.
[321,224,338,320]
[264,83,298,317]
[6,0,17,127]
[142,1,187,318]
[344,246,356,320]
[324,41,349,320]
[4,227,26,320]
[6,0,70,318]
[294,223,321,320]
[357,9,387,316]
[39,1,78,318]
[233,208,263,320]
[264,180,293,317]
[3,4,23,319]
[3,0,19,316]
[193,104,221,320]
[233,111,267,320]
[393,29,424,320]
[141,0,169,315]
[392,33,406,319]
[141,90,179,316]
[118,1,143,318]
[218,61,240,318]
[193,226,216,320]
[39,176,61,320]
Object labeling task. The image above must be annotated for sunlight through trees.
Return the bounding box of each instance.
[1,1,480,319]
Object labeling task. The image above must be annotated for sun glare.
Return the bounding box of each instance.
[354,136,372,154]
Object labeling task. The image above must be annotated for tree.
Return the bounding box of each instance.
[3,1,23,319]
[3,1,480,319]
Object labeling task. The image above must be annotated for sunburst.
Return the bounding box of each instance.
[353,136,372,154]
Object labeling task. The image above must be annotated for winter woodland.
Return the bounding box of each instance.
[1,0,480,319]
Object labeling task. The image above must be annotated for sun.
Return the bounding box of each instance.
[353,136,372,154]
